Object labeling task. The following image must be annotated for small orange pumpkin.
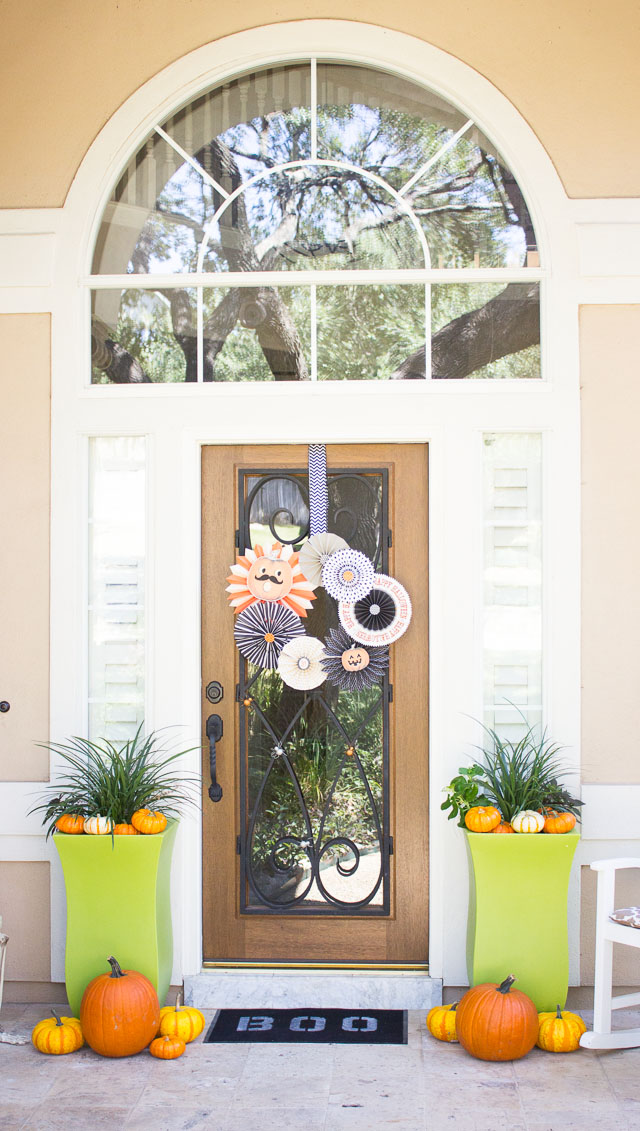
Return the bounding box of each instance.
[543,810,577,835]
[492,821,514,834]
[464,806,501,833]
[131,809,167,835]
[113,823,139,835]
[80,956,160,1057]
[158,990,205,1043]
[426,1002,458,1042]
[150,1034,186,1060]
[55,814,85,835]
[456,975,539,1061]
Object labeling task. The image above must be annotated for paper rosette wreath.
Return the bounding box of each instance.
[277,636,327,690]
[234,602,304,669]
[339,573,412,646]
[321,626,389,692]
[322,547,375,603]
[226,542,315,618]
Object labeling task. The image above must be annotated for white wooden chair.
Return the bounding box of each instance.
[580,858,640,1049]
[0,915,7,1011]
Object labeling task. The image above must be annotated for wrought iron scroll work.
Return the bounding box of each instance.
[238,467,390,916]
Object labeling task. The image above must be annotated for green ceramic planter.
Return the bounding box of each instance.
[54,820,177,1015]
[465,828,579,1011]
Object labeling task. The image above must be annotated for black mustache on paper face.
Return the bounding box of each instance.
[257,573,284,585]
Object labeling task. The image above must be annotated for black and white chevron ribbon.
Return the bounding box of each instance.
[308,444,328,535]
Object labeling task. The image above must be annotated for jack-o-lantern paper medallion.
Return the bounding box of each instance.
[226,542,315,618]
[277,636,327,690]
[322,548,375,604]
[234,603,304,670]
[321,626,389,692]
[298,532,349,589]
[339,573,412,646]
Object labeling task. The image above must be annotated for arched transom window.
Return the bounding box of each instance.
[90,61,541,384]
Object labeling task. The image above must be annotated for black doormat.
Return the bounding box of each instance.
[204,1008,407,1045]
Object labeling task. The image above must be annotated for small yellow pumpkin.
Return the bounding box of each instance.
[464,806,502,833]
[131,809,168,835]
[511,809,545,834]
[426,1002,458,1042]
[54,814,85,835]
[149,1034,186,1059]
[158,990,205,1043]
[84,815,113,835]
[536,1005,586,1052]
[32,1010,84,1055]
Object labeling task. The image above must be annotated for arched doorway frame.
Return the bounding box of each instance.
[50,21,581,991]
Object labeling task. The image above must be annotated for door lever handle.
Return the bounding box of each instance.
[206,714,223,802]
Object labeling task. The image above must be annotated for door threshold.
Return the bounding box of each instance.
[202,961,429,971]
[185,968,442,1010]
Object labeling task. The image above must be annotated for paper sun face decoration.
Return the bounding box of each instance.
[321,548,375,603]
[321,626,389,692]
[277,636,327,690]
[226,542,316,618]
[339,573,412,646]
[234,602,304,669]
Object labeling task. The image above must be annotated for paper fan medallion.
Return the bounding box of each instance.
[298,532,349,589]
[321,626,389,692]
[226,541,316,618]
[339,573,412,646]
[277,636,327,690]
[322,548,375,603]
[234,602,305,669]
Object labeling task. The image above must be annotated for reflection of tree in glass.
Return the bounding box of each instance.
[92,95,539,383]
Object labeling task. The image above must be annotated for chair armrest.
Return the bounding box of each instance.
[590,858,640,873]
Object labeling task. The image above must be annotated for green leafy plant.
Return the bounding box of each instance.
[30,725,199,837]
[443,712,583,825]
[441,765,491,827]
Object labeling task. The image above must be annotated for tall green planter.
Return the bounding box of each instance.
[55,821,177,1016]
[465,829,579,1011]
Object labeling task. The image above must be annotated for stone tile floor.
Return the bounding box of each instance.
[1,1004,640,1130]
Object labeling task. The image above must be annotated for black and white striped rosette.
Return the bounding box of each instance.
[234,602,305,669]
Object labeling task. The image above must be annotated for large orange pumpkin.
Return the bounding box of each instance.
[456,975,539,1061]
[80,955,160,1057]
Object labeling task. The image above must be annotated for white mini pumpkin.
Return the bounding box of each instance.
[83,815,113,835]
[511,809,545,834]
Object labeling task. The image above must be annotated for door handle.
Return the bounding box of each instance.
[206,714,223,802]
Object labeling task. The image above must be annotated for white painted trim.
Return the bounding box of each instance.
[581,785,640,842]
[40,20,586,990]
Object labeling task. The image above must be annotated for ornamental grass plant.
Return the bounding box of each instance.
[442,713,583,827]
[30,725,199,836]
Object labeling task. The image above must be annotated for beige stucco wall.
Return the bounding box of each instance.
[0,315,50,781]
[1,0,639,207]
[0,862,50,981]
[581,306,640,784]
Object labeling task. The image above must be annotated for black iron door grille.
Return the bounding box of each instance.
[236,466,391,916]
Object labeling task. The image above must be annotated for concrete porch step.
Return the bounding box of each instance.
[184,969,442,1010]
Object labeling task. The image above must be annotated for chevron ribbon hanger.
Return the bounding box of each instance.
[308,444,328,535]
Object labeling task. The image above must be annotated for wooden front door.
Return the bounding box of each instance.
[201,444,428,964]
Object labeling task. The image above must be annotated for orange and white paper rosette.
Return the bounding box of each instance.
[226,542,316,618]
